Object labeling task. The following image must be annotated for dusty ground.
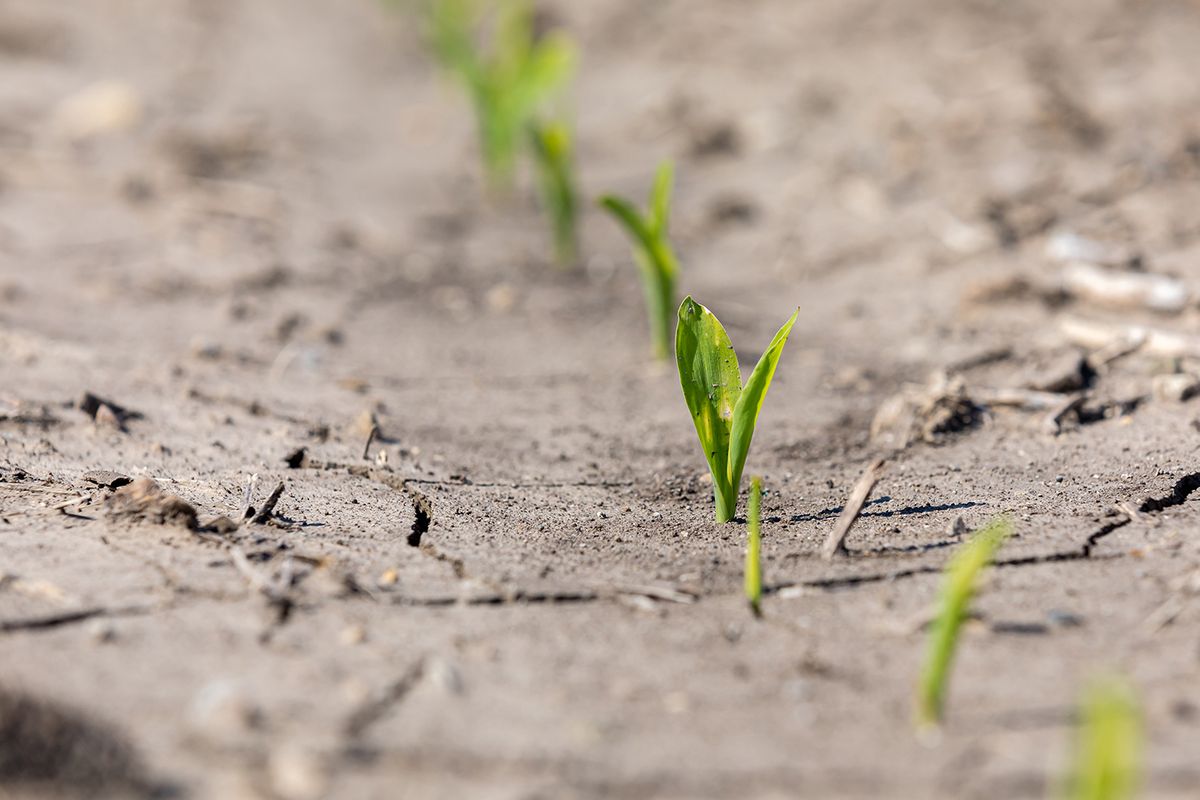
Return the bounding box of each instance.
[4,0,1200,797]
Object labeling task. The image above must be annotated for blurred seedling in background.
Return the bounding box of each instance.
[599,162,680,360]
[426,0,576,188]
[675,297,798,523]
[1063,676,1141,800]
[915,517,1011,734]
[745,476,763,617]
[529,118,578,267]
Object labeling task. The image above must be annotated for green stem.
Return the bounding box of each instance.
[714,481,736,523]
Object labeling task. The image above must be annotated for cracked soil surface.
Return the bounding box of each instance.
[5,1,1200,798]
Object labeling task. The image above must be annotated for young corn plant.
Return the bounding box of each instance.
[745,476,764,617]
[916,517,1011,732]
[1064,676,1141,800]
[427,0,576,188]
[676,297,798,523]
[598,162,680,360]
[529,118,578,267]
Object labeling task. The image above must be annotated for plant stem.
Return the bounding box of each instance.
[714,481,736,523]
[746,477,763,617]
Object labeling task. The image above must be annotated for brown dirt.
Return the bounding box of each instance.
[4,0,1200,797]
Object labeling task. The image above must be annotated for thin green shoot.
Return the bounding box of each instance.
[745,476,763,617]
[1063,676,1141,800]
[529,118,578,267]
[916,517,1011,732]
[598,161,680,360]
[426,0,576,188]
[675,297,798,523]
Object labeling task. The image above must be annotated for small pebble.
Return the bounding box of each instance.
[269,746,328,800]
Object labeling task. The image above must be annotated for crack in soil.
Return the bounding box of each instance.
[342,656,426,739]
[1137,471,1200,513]
[0,602,167,634]
[778,470,1200,592]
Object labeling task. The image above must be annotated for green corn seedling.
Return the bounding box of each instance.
[427,0,575,187]
[529,119,578,267]
[745,476,763,617]
[916,517,1011,731]
[675,297,798,523]
[599,161,680,360]
[1064,676,1141,800]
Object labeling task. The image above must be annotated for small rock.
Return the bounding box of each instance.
[340,624,366,646]
[426,657,464,695]
[86,619,117,643]
[187,680,263,745]
[93,403,122,429]
[53,80,143,140]
[78,391,138,426]
[1045,231,1134,267]
[485,283,517,313]
[1153,373,1200,403]
[268,746,328,800]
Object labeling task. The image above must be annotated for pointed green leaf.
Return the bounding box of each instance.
[530,119,577,266]
[598,196,653,251]
[745,476,763,617]
[650,160,674,236]
[600,192,676,359]
[676,297,743,518]
[1066,676,1140,800]
[917,517,1011,729]
[727,308,798,494]
[511,33,575,119]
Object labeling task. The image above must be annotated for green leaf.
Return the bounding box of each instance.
[598,195,653,252]
[1066,676,1141,800]
[517,33,576,107]
[745,476,763,617]
[675,296,743,521]
[530,119,578,267]
[917,518,1011,730]
[427,0,485,83]
[598,160,680,360]
[650,160,674,236]
[727,308,798,499]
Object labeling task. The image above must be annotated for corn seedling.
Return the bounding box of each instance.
[598,162,680,360]
[1063,676,1141,800]
[745,476,763,617]
[529,118,578,267]
[426,0,575,187]
[676,297,799,523]
[916,517,1011,731]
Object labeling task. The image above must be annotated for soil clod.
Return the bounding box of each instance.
[81,470,131,490]
[104,478,198,530]
[77,392,141,431]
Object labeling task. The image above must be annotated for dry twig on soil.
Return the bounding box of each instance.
[822,458,887,560]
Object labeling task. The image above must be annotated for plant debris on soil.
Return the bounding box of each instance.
[6,1,1200,798]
